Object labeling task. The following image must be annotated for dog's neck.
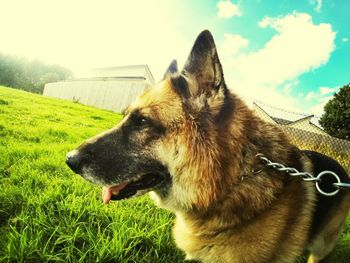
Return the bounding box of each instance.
[152,93,304,230]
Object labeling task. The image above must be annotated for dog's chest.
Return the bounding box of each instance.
[172,214,262,262]
[172,211,306,263]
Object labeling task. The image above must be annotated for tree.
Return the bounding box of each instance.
[319,84,350,140]
[0,53,73,94]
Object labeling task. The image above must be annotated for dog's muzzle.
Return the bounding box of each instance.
[66,149,171,203]
[66,150,85,174]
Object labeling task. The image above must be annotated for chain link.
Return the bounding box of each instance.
[256,153,350,197]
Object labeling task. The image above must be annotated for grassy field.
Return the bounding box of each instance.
[0,86,349,262]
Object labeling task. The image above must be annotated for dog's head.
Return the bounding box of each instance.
[67,30,234,209]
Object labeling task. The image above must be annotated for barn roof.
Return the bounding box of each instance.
[88,65,155,84]
[253,101,324,130]
[271,117,293,125]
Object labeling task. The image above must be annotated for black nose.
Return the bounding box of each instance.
[66,150,83,173]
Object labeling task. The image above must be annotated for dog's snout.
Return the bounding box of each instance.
[66,150,84,174]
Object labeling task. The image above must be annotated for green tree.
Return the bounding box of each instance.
[319,84,350,140]
[0,53,73,94]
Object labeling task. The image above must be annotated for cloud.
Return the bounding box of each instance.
[0,0,190,81]
[220,12,336,112]
[311,96,332,115]
[220,33,249,57]
[310,0,323,13]
[319,86,337,95]
[308,86,339,115]
[217,1,241,18]
[306,87,335,103]
[342,37,349,42]
[250,12,335,85]
[306,91,317,101]
[283,79,299,94]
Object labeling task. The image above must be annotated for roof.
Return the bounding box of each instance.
[271,117,293,125]
[253,101,324,130]
[254,101,311,122]
[89,65,155,84]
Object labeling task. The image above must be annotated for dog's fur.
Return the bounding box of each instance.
[66,30,350,263]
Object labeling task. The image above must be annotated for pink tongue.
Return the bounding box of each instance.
[102,183,127,204]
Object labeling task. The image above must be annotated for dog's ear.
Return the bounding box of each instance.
[163,59,178,79]
[183,30,226,96]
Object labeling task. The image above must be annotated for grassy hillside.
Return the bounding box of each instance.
[0,86,349,262]
[0,87,181,262]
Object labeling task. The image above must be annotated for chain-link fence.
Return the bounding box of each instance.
[253,101,350,172]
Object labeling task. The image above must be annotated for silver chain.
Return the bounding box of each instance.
[256,153,350,196]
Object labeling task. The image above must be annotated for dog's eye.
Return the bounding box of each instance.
[130,113,150,127]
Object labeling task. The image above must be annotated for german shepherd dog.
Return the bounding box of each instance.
[66,30,350,263]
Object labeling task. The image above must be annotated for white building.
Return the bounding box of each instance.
[43,65,154,113]
[253,101,327,135]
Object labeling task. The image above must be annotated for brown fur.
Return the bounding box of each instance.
[67,30,350,263]
[146,80,318,263]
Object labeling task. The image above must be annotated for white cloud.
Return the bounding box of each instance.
[319,86,337,95]
[0,0,191,81]
[221,12,336,112]
[342,37,349,42]
[310,0,323,13]
[311,96,332,115]
[250,12,335,85]
[283,79,299,94]
[217,1,241,18]
[306,91,316,101]
[220,33,249,57]
[308,86,339,115]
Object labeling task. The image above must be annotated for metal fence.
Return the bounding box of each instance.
[253,101,350,172]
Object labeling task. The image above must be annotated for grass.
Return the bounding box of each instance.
[0,87,182,262]
[0,86,349,262]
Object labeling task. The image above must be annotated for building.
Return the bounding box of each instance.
[43,65,154,113]
[253,101,327,136]
[252,101,350,156]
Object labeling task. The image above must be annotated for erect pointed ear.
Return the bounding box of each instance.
[163,59,178,79]
[183,30,226,96]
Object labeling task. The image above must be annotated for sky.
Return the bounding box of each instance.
[0,0,349,116]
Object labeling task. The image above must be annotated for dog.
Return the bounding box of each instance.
[66,30,350,263]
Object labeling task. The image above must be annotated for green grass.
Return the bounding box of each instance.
[0,86,349,262]
[0,87,182,262]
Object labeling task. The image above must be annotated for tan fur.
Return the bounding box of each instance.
[129,76,349,262]
[128,79,292,261]
[307,193,350,262]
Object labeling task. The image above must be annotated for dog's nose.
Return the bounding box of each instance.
[66,150,83,173]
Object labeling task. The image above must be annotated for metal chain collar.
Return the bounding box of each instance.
[256,153,350,197]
